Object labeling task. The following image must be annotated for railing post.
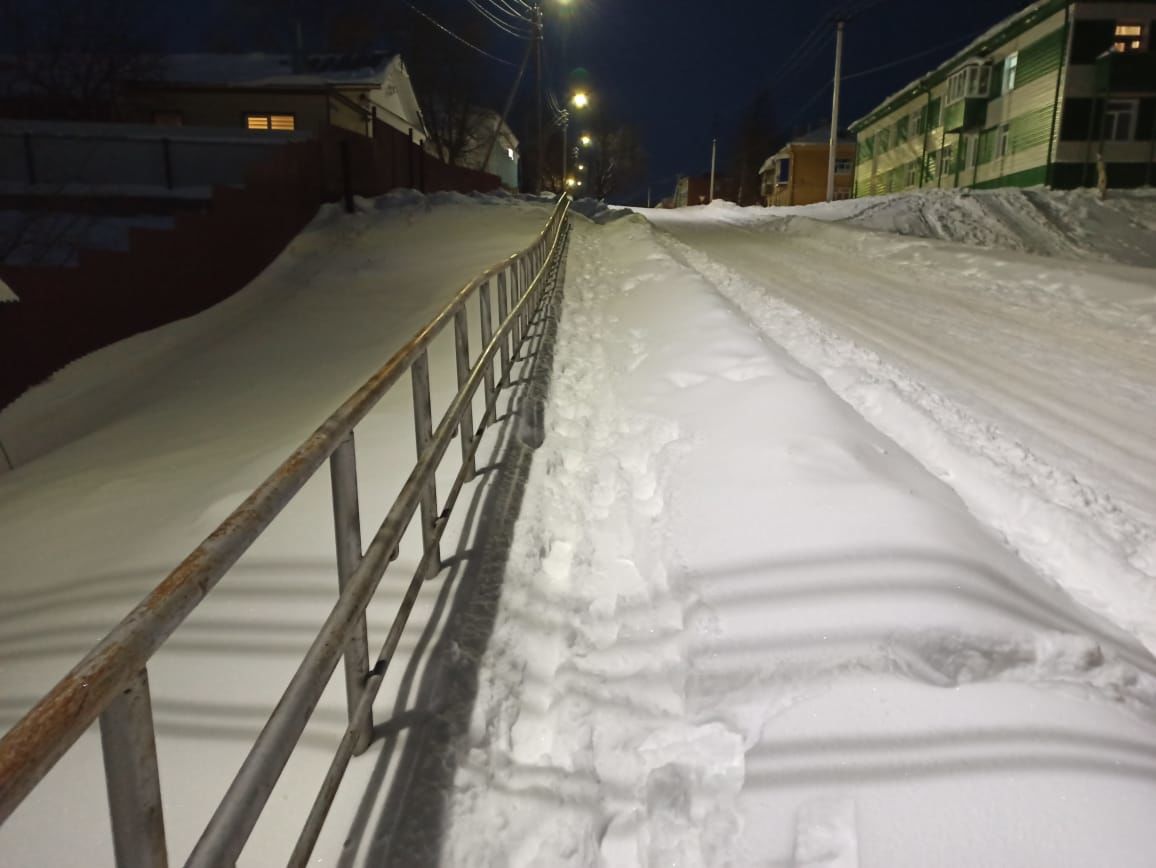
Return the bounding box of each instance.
[479,280,497,417]
[99,668,168,868]
[510,264,522,355]
[328,433,373,754]
[497,271,510,381]
[411,350,441,575]
[453,308,477,480]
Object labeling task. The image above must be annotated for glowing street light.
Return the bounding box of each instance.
[571,91,590,109]
[565,177,578,188]
[577,164,585,171]
[580,134,593,147]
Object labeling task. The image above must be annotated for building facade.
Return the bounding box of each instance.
[126,53,430,144]
[850,0,1156,195]
[759,128,856,206]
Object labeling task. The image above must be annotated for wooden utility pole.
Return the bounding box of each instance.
[709,138,717,202]
[826,19,845,202]
[535,4,544,192]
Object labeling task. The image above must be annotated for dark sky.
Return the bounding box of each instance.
[148,0,1032,202]
[552,0,1030,199]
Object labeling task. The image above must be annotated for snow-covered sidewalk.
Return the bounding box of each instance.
[445,214,1156,867]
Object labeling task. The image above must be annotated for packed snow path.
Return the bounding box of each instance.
[647,200,1156,652]
[446,213,1156,867]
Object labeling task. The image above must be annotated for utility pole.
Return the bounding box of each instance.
[709,137,717,203]
[561,111,569,187]
[534,3,544,192]
[826,19,845,203]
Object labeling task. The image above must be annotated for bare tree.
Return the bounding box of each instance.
[730,89,780,206]
[5,0,158,120]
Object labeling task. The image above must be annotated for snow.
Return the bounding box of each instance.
[645,190,1156,654]
[3,187,1156,866]
[444,208,1156,866]
[154,53,395,88]
[0,275,15,302]
[0,211,177,266]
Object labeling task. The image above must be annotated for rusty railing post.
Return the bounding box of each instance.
[329,433,373,754]
[99,668,168,868]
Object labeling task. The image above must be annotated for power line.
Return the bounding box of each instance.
[842,29,986,82]
[466,0,533,38]
[403,0,518,66]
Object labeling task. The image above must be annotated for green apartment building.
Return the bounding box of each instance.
[850,0,1156,195]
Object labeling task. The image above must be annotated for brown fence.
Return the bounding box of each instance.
[0,120,502,415]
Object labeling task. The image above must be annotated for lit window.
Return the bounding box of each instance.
[835,158,853,174]
[245,113,295,131]
[507,147,516,160]
[1002,53,1018,93]
[1104,99,1138,141]
[1114,23,1145,52]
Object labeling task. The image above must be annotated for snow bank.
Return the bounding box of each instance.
[445,214,1156,867]
[665,188,1156,267]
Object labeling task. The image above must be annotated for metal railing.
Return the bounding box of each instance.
[0,193,573,866]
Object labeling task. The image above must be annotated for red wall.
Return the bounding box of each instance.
[0,121,501,412]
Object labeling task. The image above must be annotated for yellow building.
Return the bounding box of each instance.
[759,128,856,206]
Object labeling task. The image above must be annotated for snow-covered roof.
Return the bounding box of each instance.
[144,52,398,89]
[0,275,18,303]
[850,0,1056,130]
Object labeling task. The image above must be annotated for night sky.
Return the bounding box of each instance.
[151,0,1033,202]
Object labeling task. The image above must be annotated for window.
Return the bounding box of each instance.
[905,161,921,187]
[896,115,910,143]
[877,128,891,152]
[777,158,791,182]
[245,113,296,131]
[928,98,942,129]
[1002,52,1018,93]
[1114,23,1146,53]
[947,64,992,105]
[938,145,955,177]
[996,123,1011,157]
[913,108,925,136]
[1103,99,1138,141]
[834,158,854,174]
[961,134,978,170]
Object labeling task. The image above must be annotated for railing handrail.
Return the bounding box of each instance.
[0,193,573,859]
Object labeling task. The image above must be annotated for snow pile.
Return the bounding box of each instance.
[0,274,15,302]
[675,188,1156,267]
[445,214,1156,867]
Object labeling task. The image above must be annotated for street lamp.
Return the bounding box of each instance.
[571,91,590,109]
[580,134,593,147]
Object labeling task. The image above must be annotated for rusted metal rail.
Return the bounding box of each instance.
[0,193,573,866]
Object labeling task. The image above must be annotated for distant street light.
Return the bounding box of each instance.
[571,91,590,109]
[566,177,578,188]
[580,134,593,147]
[578,164,585,171]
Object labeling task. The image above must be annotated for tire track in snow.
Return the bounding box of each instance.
[651,227,1156,653]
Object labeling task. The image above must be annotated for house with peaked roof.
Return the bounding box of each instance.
[759,127,856,206]
[125,52,429,143]
[849,0,1156,196]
